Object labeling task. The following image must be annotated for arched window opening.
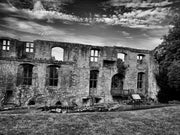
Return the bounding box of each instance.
[111,74,123,90]
[28,100,35,105]
[137,72,145,89]
[55,101,62,106]
[51,47,64,61]
[117,53,126,61]
[46,65,59,86]
[111,74,124,99]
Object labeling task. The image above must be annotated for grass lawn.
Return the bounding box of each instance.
[0,105,180,135]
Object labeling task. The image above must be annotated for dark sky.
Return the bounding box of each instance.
[0,0,180,49]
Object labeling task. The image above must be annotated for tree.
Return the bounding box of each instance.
[168,61,180,90]
[116,59,126,79]
[154,15,180,103]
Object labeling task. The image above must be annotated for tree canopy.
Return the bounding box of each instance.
[117,58,126,79]
[154,15,180,103]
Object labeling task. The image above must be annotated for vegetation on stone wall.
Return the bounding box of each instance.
[153,15,180,103]
[116,59,127,79]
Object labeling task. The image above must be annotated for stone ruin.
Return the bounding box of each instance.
[0,37,159,107]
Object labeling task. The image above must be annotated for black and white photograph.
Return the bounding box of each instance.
[0,0,180,134]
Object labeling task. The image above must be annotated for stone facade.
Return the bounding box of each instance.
[0,37,159,107]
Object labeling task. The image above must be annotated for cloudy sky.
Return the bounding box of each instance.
[0,0,180,49]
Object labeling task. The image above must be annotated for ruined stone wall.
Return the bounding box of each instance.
[0,60,77,106]
[147,52,160,100]
[0,38,18,58]
[99,47,151,102]
[0,60,18,106]
[0,37,159,107]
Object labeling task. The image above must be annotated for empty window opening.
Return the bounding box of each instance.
[117,53,126,61]
[82,98,89,104]
[4,90,13,104]
[90,49,99,62]
[137,72,145,89]
[103,60,115,68]
[137,54,145,63]
[90,70,99,88]
[111,74,124,90]
[28,100,35,105]
[71,99,78,107]
[55,101,62,106]
[95,97,101,103]
[22,64,33,85]
[26,42,34,53]
[47,65,59,86]
[111,74,124,98]
[51,47,64,61]
[2,40,10,51]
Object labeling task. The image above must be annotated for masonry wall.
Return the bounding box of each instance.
[0,37,159,107]
[147,52,160,100]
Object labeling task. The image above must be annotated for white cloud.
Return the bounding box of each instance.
[0,17,105,46]
[33,0,45,11]
[147,28,169,37]
[126,36,133,39]
[2,1,172,29]
[0,29,18,39]
[1,1,172,30]
[122,31,130,36]
[2,17,66,36]
[0,3,18,12]
[0,2,80,23]
[93,6,171,29]
[109,0,172,7]
[23,9,80,22]
[149,37,163,46]
[142,33,150,38]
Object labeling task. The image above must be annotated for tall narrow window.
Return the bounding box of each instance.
[51,47,64,61]
[90,49,99,62]
[117,53,125,61]
[90,70,99,88]
[2,40,10,51]
[26,42,34,53]
[23,64,33,85]
[137,72,145,89]
[48,66,59,86]
[137,54,145,64]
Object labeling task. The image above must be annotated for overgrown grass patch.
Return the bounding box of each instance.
[0,105,180,135]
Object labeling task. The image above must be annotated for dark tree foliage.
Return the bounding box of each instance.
[117,59,126,79]
[8,0,34,10]
[154,15,180,103]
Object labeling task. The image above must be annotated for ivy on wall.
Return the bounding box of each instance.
[116,59,127,79]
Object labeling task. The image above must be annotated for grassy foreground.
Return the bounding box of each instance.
[0,105,180,135]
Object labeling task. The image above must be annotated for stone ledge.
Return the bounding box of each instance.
[0,57,75,65]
